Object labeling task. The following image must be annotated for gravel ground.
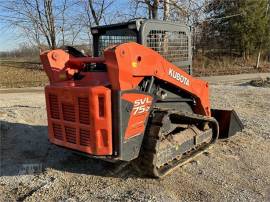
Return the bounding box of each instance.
[0,82,270,201]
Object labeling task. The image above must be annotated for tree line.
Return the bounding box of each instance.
[1,0,270,65]
[200,0,270,67]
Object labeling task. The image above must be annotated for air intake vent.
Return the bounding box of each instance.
[65,126,76,144]
[49,94,60,119]
[62,103,75,122]
[78,97,90,124]
[80,129,90,146]
[53,123,63,140]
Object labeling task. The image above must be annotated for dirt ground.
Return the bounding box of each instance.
[0,79,270,201]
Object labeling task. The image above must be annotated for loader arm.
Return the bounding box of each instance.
[104,42,210,116]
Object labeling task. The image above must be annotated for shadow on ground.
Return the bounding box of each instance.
[0,121,139,179]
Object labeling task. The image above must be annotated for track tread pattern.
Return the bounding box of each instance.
[140,108,219,178]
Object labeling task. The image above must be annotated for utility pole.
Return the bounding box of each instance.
[163,0,170,21]
[256,1,269,68]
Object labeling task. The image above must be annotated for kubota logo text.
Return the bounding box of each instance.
[168,68,190,86]
[133,97,152,115]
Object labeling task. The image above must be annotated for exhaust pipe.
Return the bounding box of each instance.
[211,109,244,139]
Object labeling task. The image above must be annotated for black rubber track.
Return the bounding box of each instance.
[139,108,219,178]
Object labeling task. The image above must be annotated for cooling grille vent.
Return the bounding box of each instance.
[65,126,76,144]
[48,93,92,149]
[62,103,75,122]
[78,97,90,124]
[53,123,63,140]
[49,94,60,119]
[80,129,91,146]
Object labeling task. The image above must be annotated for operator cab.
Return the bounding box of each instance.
[91,19,193,75]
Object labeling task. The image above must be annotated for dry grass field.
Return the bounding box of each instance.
[0,57,269,89]
[0,59,48,88]
[193,56,270,76]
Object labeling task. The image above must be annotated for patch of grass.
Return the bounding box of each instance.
[0,58,42,69]
[193,55,270,76]
[0,59,48,88]
[1,56,270,89]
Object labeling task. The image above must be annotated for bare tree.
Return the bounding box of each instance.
[0,0,57,49]
[60,0,68,46]
[0,0,208,52]
[44,0,56,49]
[87,0,114,26]
[78,0,114,50]
[129,0,160,19]
[129,0,205,24]
[0,0,84,50]
[145,0,160,19]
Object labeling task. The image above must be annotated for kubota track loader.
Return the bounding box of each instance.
[40,20,243,177]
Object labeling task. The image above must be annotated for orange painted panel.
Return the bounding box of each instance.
[45,85,112,156]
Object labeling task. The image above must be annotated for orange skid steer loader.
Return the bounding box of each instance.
[40,20,243,177]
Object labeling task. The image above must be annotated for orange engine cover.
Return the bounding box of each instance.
[45,84,112,156]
